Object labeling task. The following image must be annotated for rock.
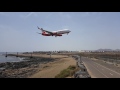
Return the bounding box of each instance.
[0,57,56,78]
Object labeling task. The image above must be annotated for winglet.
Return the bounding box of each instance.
[37,26,40,29]
[37,26,43,30]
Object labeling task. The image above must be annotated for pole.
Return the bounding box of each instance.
[16,52,18,57]
[5,52,7,57]
[30,52,33,58]
[80,55,81,62]
[50,52,51,58]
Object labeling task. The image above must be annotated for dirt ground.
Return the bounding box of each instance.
[28,54,76,78]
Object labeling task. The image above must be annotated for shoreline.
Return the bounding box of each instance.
[0,54,76,78]
[0,57,56,78]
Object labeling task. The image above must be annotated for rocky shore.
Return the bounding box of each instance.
[0,57,55,78]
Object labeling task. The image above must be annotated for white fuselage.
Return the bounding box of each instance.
[37,26,71,37]
[52,29,71,34]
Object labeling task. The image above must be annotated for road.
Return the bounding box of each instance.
[81,57,120,78]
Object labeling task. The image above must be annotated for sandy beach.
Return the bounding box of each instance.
[28,54,76,78]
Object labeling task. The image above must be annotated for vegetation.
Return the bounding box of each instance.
[78,52,120,60]
[55,65,79,78]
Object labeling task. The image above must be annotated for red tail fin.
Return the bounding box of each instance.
[37,26,44,33]
[37,26,43,30]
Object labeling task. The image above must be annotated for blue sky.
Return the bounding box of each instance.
[0,12,120,52]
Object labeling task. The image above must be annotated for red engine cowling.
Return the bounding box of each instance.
[57,34,62,36]
[42,33,51,36]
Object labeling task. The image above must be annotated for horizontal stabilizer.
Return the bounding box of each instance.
[36,32,42,34]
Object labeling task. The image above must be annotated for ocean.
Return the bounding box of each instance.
[0,52,24,63]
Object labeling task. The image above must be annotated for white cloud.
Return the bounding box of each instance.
[26,12,38,17]
[0,12,8,16]
[58,12,72,19]
[0,12,4,15]
[80,12,102,17]
[19,12,38,19]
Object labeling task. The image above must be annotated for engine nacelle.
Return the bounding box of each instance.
[57,34,62,36]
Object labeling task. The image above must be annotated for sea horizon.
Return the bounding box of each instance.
[0,54,24,63]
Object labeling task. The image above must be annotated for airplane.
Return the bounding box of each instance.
[37,26,71,37]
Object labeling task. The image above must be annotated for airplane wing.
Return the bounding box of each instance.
[43,30,54,34]
[36,32,42,34]
[37,26,55,35]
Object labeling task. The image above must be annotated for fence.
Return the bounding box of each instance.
[72,55,91,78]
